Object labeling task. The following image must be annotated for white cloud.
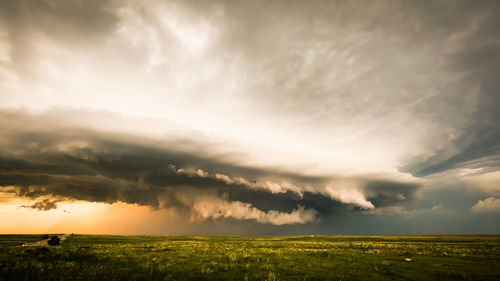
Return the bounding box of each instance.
[191,197,317,225]
[214,172,303,194]
[215,173,233,185]
[471,197,500,214]
[323,186,374,209]
[196,170,376,209]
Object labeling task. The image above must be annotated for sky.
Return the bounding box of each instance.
[0,0,499,235]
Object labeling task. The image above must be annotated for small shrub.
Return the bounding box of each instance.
[48,236,60,246]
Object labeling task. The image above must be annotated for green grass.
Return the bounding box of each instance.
[1,235,499,280]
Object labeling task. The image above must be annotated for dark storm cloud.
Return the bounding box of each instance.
[0,109,419,222]
[20,198,58,211]
[407,76,500,177]
[396,1,500,176]
[0,0,497,232]
[226,189,357,216]
[363,181,419,208]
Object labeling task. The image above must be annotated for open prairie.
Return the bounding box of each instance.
[1,235,499,281]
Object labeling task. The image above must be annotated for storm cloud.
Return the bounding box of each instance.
[0,109,419,224]
[395,1,500,177]
[1,0,499,233]
[20,198,59,211]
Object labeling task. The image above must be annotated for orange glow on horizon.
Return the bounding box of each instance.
[0,194,179,235]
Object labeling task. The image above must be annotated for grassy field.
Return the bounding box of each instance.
[0,235,499,280]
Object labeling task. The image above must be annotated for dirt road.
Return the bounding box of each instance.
[22,234,70,247]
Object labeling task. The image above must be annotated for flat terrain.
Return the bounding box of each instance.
[0,235,499,281]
